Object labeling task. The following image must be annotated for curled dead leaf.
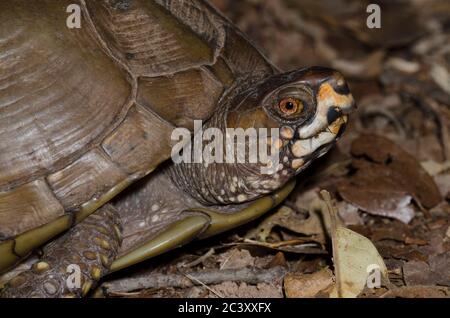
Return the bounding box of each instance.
[338,134,442,223]
[247,190,331,245]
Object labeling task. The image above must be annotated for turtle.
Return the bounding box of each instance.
[0,0,355,297]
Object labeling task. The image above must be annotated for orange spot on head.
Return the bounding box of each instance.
[317,83,352,108]
[317,83,334,102]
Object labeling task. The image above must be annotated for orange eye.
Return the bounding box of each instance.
[279,98,303,115]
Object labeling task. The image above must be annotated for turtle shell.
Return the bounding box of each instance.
[0,0,276,271]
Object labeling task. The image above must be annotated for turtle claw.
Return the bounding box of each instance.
[0,205,121,298]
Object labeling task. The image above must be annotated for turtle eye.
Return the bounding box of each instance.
[279,98,303,116]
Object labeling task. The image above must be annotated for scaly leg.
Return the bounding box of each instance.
[0,204,122,298]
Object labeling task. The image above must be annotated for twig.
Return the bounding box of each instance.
[219,248,236,270]
[222,239,326,254]
[361,106,406,137]
[241,238,317,249]
[100,266,287,295]
[180,248,215,268]
[183,272,224,298]
[421,96,450,160]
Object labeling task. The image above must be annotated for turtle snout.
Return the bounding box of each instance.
[323,72,356,114]
[289,74,352,163]
[297,71,355,140]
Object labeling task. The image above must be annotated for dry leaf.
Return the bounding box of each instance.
[330,227,390,298]
[428,252,450,287]
[421,160,450,176]
[377,244,427,262]
[381,286,450,298]
[210,282,283,298]
[338,135,442,223]
[218,249,254,270]
[341,186,415,223]
[284,267,334,298]
[403,261,433,286]
[337,201,363,226]
[320,190,389,298]
[247,195,328,244]
[350,135,442,208]
[267,252,287,268]
[273,206,325,238]
[401,254,450,287]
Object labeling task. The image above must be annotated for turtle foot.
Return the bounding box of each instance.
[0,204,122,298]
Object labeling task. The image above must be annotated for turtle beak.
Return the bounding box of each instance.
[297,74,356,139]
[289,71,355,163]
[321,82,356,116]
[319,78,355,139]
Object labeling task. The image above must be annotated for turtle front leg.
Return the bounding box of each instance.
[0,204,122,298]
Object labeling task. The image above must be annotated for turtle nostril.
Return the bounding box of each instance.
[326,107,341,125]
[333,81,350,95]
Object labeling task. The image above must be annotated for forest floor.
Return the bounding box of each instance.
[99,0,450,298]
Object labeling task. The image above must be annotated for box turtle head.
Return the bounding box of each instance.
[172,66,356,208]
[226,66,355,176]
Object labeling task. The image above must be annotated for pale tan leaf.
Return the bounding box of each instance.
[320,190,389,298]
[330,227,389,298]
